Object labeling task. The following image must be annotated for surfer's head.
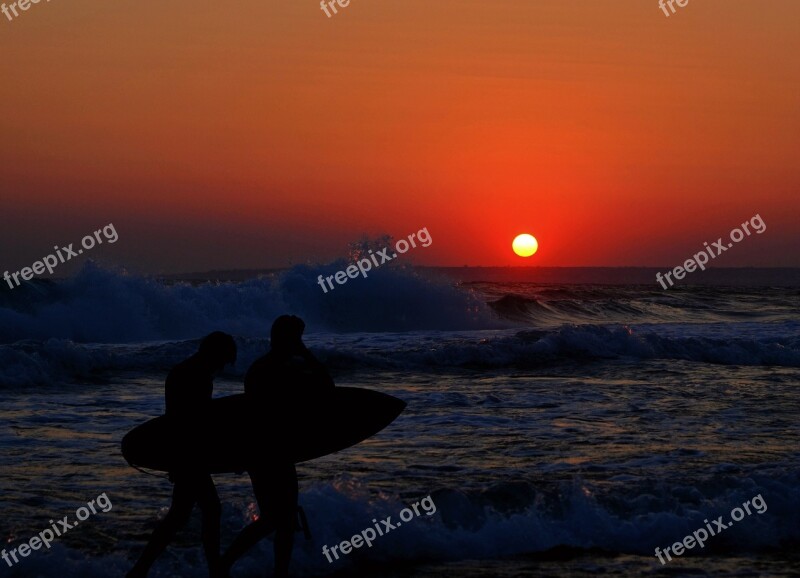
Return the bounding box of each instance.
[271,315,305,352]
[198,331,237,369]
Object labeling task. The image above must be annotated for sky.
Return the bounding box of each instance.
[1,0,798,273]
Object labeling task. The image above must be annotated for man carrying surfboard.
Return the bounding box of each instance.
[221,315,334,578]
[127,331,237,578]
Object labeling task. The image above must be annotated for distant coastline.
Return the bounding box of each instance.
[156,266,800,286]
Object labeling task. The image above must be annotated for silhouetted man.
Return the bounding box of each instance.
[127,331,237,578]
[222,315,334,577]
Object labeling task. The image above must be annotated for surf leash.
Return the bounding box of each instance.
[130,463,171,480]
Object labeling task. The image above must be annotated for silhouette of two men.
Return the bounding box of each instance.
[128,316,333,578]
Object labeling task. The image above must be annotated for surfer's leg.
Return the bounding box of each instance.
[220,469,276,571]
[197,475,224,577]
[220,517,273,570]
[272,463,298,578]
[127,477,196,577]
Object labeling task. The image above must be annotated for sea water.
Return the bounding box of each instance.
[0,263,798,577]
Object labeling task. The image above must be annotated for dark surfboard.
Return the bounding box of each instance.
[121,387,406,473]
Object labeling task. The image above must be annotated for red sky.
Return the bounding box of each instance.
[1,0,798,273]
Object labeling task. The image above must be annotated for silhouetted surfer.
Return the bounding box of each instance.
[221,315,334,578]
[127,332,237,578]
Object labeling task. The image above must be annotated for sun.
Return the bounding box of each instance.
[512,233,538,257]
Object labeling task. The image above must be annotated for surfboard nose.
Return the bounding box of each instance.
[387,396,407,420]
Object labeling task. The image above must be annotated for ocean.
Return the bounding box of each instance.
[1,263,798,577]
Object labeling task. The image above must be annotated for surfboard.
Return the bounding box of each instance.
[121,387,406,473]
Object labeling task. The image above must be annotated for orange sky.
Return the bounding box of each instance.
[1,0,798,272]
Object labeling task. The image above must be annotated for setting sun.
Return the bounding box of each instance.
[512,234,538,257]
